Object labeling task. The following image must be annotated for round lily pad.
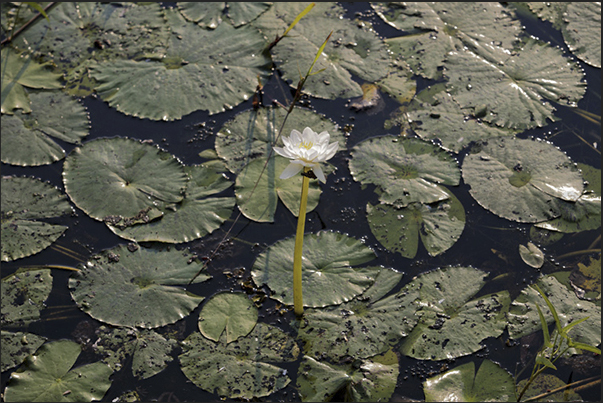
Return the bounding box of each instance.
[179,323,299,399]
[1,91,90,166]
[3,340,113,402]
[462,137,584,223]
[400,266,511,361]
[69,244,210,328]
[563,2,601,68]
[1,268,53,328]
[2,176,72,262]
[252,231,378,308]
[62,137,188,225]
[423,360,515,402]
[91,9,271,119]
[198,292,258,343]
[367,187,465,259]
[1,331,47,373]
[519,242,545,269]
[349,136,460,207]
[108,164,235,243]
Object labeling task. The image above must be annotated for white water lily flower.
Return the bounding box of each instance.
[273,127,338,183]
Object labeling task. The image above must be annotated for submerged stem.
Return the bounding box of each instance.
[293,167,311,316]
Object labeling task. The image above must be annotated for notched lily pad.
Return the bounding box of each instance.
[1,268,53,328]
[69,244,210,328]
[2,176,72,262]
[1,331,47,372]
[252,231,378,308]
[519,242,545,269]
[179,323,299,399]
[349,136,460,207]
[462,137,584,223]
[198,292,258,343]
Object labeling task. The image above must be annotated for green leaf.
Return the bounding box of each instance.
[179,2,271,28]
[516,374,582,402]
[1,331,47,373]
[3,340,113,402]
[180,323,299,399]
[349,136,460,207]
[63,137,188,224]
[562,2,601,68]
[423,360,515,402]
[198,292,258,343]
[462,137,584,223]
[252,231,378,308]
[535,304,553,348]
[1,91,90,166]
[519,242,545,269]
[69,244,209,328]
[1,268,53,327]
[1,177,72,262]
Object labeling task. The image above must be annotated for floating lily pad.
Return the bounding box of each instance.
[535,164,601,233]
[400,266,511,361]
[297,350,399,402]
[0,47,62,114]
[462,137,584,223]
[198,292,258,343]
[349,136,460,207]
[445,37,586,130]
[507,274,601,349]
[69,244,210,328]
[570,256,601,300]
[252,231,378,308]
[367,187,465,259]
[215,106,345,175]
[516,374,582,402]
[1,331,47,373]
[1,268,53,327]
[298,268,418,361]
[93,326,177,380]
[10,2,170,96]
[2,176,72,262]
[423,360,515,402]
[178,2,271,28]
[563,2,601,68]
[264,3,390,99]
[1,91,90,166]
[378,2,522,80]
[3,340,113,402]
[179,323,299,399]
[108,164,235,243]
[91,9,271,119]
[62,137,188,225]
[519,242,545,268]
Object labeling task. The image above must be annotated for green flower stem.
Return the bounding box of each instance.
[293,167,311,316]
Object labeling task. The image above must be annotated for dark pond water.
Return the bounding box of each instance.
[2,2,600,402]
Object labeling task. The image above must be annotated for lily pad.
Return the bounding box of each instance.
[69,244,210,328]
[1,331,47,373]
[93,326,177,380]
[516,374,582,402]
[179,323,299,399]
[91,8,271,119]
[563,2,601,68]
[297,350,399,402]
[423,360,515,402]
[215,106,346,175]
[298,268,419,361]
[3,340,113,402]
[2,176,72,262]
[400,266,511,361]
[62,137,188,225]
[570,256,601,299]
[535,164,601,233]
[265,3,390,99]
[0,47,62,114]
[10,2,170,96]
[108,164,235,243]
[519,242,545,269]
[1,91,90,166]
[198,292,258,343]
[462,137,584,223]
[445,37,586,130]
[1,268,53,327]
[252,231,378,308]
[367,187,465,259]
[507,274,601,349]
[178,2,271,28]
[378,2,522,80]
[349,136,460,207]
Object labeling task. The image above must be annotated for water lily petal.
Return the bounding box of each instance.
[290,129,303,144]
[312,165,326,183]
[280,162,304,179]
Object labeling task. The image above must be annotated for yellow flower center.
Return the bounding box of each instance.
[299,141,314,150]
